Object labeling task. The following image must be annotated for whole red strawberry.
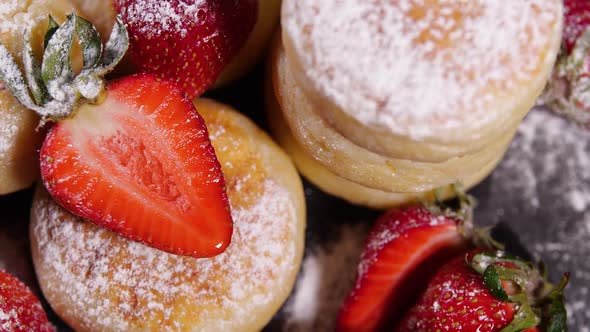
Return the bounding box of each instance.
[114,0,258,99]
[0,15,233,258]
[0,270,54,332]
[541,0,590,126]
[397,250,568,332]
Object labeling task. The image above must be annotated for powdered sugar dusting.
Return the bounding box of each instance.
[0,2,35,41]
[480,108,590,328]
[282,0,562,140]
[31,178,299,330]
[119,0,207,38]
[0,88,19,159]
[0,0,73,162]
[0,85,40,192]
[0,274,54,332]
[283,224,370,331]
[0,0,72,60]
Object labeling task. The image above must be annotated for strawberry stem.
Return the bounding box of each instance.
[540,273,569,332]
[483,265,510,301]
[0,13,129,123]
[424,182,474,221]
[44,16,59,49]
[470,252,568,332]
[423,184,508,251]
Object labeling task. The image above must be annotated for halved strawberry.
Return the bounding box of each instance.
[0,15,232,257]
[114,0,258,99]
[336,204,470,332]
[0,270,54,332]
[397,250,568,332]
[41,73,232,257]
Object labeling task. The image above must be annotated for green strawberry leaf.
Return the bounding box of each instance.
[0,43,39,111]
[73,74,104,100]
[546,296,567,332]
[42,14,76,101]
[44,16,60,49]
[75,16,102,70]
[95,16,128,75]
[483,265,509,301]
[500,294,540,332]
[1,12,130,121]
[23,30,49,106]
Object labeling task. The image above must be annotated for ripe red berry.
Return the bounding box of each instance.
[0,270,54,332]
[115,0,258,99]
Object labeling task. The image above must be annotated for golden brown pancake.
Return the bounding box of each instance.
[30,98,306,331]
[269,34,516,194]
[266,64,506,209]
[281,0,562,162]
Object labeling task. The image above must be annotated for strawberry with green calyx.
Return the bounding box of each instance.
[0,14,233,258]
[540,0,590,127]
[397,250,569,332]
[1,15,128,123]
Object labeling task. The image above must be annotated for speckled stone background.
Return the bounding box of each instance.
[1,63,588,331]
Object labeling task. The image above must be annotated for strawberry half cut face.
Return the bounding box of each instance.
[337,206,468,332]
[40,73,233,258]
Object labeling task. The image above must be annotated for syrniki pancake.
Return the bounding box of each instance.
[269,34,516,194]
[30,99,306,332]
[266,69,505,209]
[281,0,563,162]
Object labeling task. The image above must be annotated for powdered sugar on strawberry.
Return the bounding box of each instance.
[114,0,257,99]
[282,0,562,140]
[283,223,370,331]
[118,0,207,39]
